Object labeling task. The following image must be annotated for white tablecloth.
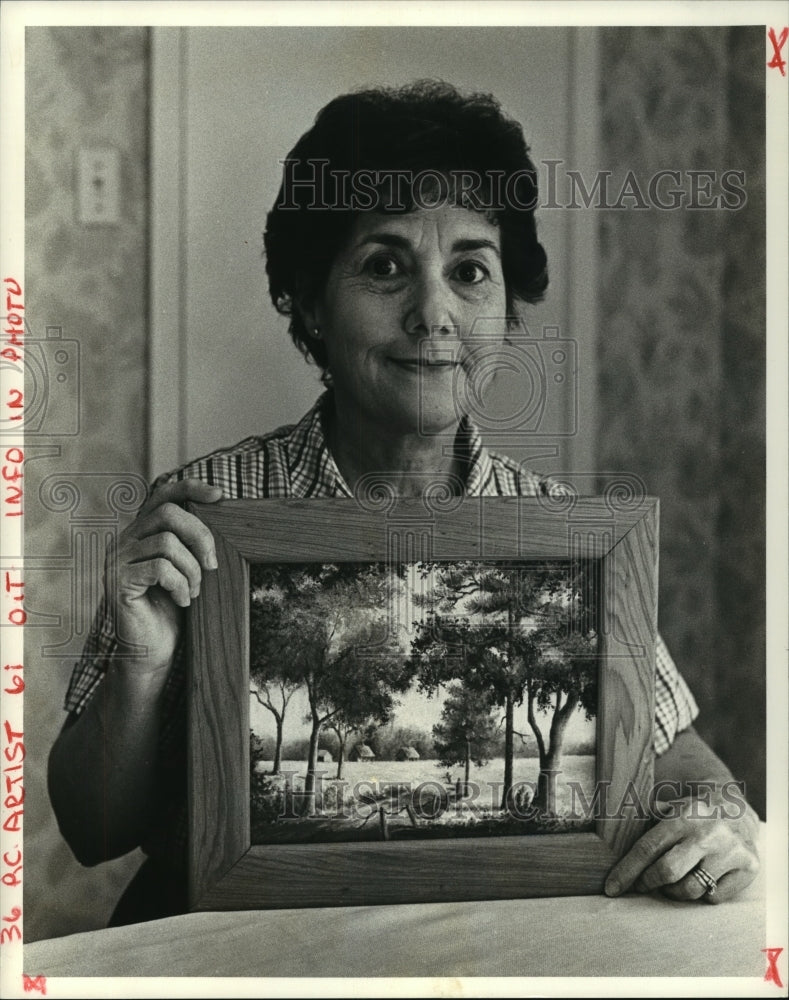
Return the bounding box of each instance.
[23,826,771,987]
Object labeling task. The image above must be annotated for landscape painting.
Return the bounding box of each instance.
[248,559,599,845]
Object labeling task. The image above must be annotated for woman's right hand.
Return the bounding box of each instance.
[108,479,224,674]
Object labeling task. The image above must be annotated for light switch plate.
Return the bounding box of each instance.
[78,147,120,224]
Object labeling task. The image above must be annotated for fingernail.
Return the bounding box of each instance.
[604,879,620,897]
[207,552,218,570]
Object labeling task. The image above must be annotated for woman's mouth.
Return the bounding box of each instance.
[389,357,460,373]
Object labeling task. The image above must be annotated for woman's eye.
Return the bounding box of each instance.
[454,261,488,284]
[366,254,402,278]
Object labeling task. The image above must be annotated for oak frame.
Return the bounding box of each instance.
[186,495,658,911]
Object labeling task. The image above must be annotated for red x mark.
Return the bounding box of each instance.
[762,948,784,988]
[767,27,788,76]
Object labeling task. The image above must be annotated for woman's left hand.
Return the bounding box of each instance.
[604,792,760,903]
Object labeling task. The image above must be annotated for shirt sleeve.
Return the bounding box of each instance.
[64,594,118,714]
[653,631,699,756]
[62,467,180,718]
[63,588,187,758]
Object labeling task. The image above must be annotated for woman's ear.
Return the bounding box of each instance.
[295,296,323,340]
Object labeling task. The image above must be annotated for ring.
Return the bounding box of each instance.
[690,865,717,898]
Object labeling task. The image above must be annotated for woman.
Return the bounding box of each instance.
[48,81,760,926]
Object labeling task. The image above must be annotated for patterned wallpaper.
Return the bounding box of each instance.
[598,26,765,815]
[24,27,150,941]
[23,26,766,944]
[714,26,766,816]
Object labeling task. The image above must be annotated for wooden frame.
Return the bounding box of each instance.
[186,496,658,911]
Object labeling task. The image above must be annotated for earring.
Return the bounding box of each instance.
[312,326,321,339]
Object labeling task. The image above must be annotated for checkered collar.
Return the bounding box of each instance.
[288,391,496,499]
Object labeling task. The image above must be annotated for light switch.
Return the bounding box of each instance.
[78,147,120,224]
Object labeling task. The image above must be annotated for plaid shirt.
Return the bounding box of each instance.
[65,391,698,863]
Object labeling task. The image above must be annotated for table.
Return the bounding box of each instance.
[22,827,770,987]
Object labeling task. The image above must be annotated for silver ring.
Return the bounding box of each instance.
[691,865,717,897]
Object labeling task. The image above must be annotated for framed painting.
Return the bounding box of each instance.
[186,494,658,910]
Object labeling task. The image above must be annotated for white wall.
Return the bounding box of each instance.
[151,25,597,479]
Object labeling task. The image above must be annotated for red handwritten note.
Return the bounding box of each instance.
[767,27,788,75]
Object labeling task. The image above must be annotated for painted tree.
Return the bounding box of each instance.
[410,561,597,813]
[249,584,302,774]
[432,682,499,787]
[326,714,376,780]
[523,619,597,812]
[248,682,298,775]
[249,729,271,773]
[251,563,413,813]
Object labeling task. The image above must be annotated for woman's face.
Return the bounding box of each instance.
[309,205,509,437]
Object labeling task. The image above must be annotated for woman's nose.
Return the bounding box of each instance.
[404,275,458,338]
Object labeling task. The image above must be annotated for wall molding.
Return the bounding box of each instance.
[149,26,185,479]
[567,25,599,481]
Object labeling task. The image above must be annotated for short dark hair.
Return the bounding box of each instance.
[264,80,549,376]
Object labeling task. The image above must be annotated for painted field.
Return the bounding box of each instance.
[258,755,595,806]
[251,755,597,844]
